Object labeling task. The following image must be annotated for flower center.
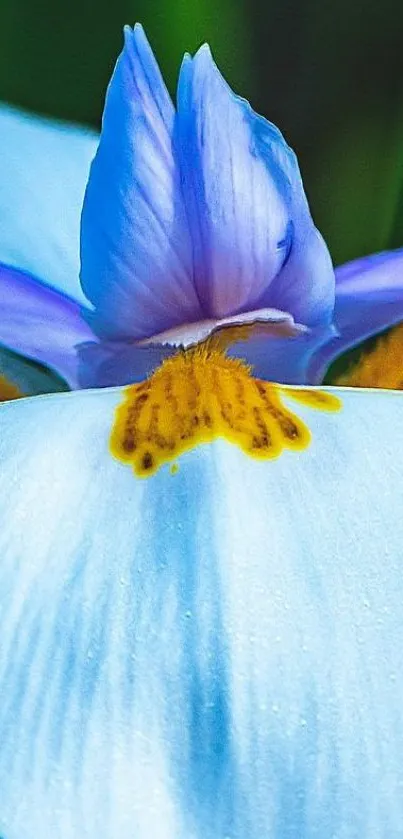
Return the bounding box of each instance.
[335,323,403,389]
[0,375,24,402]
[110,345,341,478]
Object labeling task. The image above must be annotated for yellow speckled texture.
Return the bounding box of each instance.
[110,346,341,478]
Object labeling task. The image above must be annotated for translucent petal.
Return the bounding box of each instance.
[0,385,403,837]
[176,47,334,325]
[80,25,201,341]
[0,103,97,305]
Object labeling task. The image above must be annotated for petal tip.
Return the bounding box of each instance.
[131,21,150,51]
[195,42,213,57]
[193,41,218,75]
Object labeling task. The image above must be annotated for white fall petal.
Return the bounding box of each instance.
[0,386,403,838]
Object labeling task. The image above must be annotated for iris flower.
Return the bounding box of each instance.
[1,25,403,396]
[1,23,403,839]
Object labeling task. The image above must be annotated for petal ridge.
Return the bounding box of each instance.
[80,25,201,342]
[176,44,334,326]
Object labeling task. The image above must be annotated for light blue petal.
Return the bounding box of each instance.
[0,103,97,305]
[308,248,403,383]
[176,47,334,325]
[1,386,403,836]
[80,25,201,342]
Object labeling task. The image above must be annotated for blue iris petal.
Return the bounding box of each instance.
[262,226,335,328]
[0,263,94,388]
[229,323,337,385]
[80,24,202,342]
[1,388,403,835]
[176,44,334,326]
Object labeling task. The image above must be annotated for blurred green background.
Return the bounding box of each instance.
[0,0,402,270]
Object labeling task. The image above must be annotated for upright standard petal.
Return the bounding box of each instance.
[1,385,403,837]
[176,47,334,325]
[0,103,97,305]
[308,248,403,383]
[80,25,202,342]
[0,263,94,387]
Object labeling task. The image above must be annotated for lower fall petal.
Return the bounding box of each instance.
[0,385,403,836]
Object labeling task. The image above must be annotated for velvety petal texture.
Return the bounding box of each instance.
[80,24,201,341]
[0,103,97,305]
[176,46,335,325]
[309,248,403,383]
[0,386,403,837]
[0,263,94,387]
[81,25,334,347]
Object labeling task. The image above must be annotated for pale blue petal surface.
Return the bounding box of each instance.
[176,47,334,325]
[0,263,94,387]
[309,248,403,383]
[1,386,403,837]
[0,103,97,305]
[80,25,201,341]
